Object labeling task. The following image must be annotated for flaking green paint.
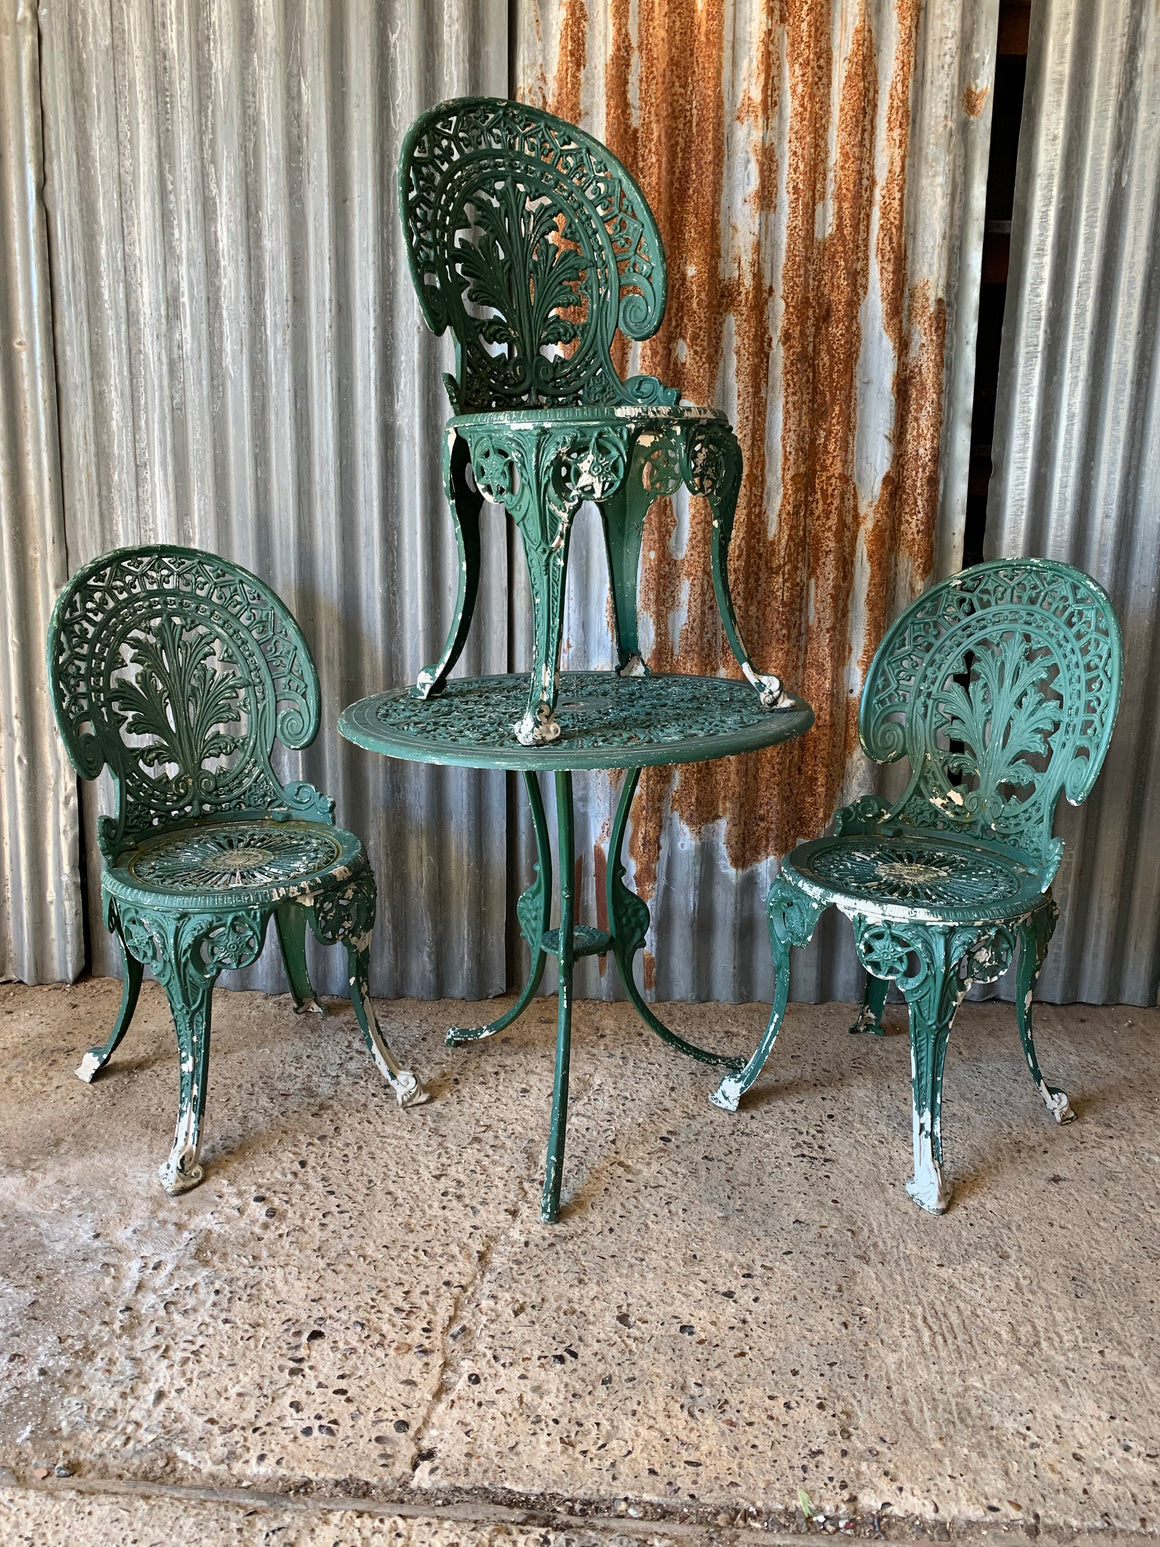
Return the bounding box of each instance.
[712,560,1123,1215]
[398,97,790,745]
[48,545,425,1196]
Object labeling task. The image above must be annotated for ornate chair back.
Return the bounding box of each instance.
[47,545,327,858]
[399,95,676,413]
[858,559,1122,879]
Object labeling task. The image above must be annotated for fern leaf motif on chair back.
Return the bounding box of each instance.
[47,546,324,856]
[399,96,676,414]
[858,559,1122,878]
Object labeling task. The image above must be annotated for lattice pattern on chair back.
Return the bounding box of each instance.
[48,546,322,854]
[399,96,676,414]
[859,559,1122,868]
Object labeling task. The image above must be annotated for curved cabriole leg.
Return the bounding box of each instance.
[897,927,971,1215]
[275,901,325,1016]
[683,421,791,711]
[308,870,427,1108]
[541,771,577,1224]
[159,967,216,1196]
[849,974,888,1036]
[113,908,268,1195]
[415,430,484,699]
[600,433,676,674]
[1017,899,1073,1123]
[712,876,824,1110]
[449,770,551,1044]
[513,490,574,747]
[607,769,742,1071]
[77,917,143,1082]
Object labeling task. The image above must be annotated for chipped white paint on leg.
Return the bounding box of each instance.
[742,661,793,710]
[76,1051,103,1083]
[906,1105,950,1214]
[709,1074,743,1112]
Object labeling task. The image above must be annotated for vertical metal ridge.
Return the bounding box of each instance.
[35,0,508,996]
[987,0,1160,1006]
[0,0,82,982]
[517,0,997,1004]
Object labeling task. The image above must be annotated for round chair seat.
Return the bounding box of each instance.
[105,817,366,911]
[784,830,1047,924]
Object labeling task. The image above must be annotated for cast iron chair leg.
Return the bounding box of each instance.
[346,939,427,1108]
[77,929,143,1082]
[685,421,789,710]
[159,969,215,1196]
[275,901,325,1016]
[898,929,966,1214]
[711,876,823,1110]
[1016,902,1073,1123]
[711,944,792,1112]
[849,973,888,1035]
[306,870,427,1107]
[415,431,484,699]
[541,771,576,1224]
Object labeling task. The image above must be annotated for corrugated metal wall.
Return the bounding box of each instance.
[986,0,1160,1006]
[0,0,81,983]
[516,0,999,1002]
[2,0,1006,1004]
[35,0,511,996]
[24,0,1154,1011]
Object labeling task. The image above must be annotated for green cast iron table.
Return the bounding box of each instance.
[340,670,814,1222]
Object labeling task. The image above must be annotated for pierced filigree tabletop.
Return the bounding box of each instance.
[339,670,813,772]
[340,668,814,1224]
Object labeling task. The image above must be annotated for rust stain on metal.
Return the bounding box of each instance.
[546,0,589,124]
[534,0,944,902]
[593,839,609,975]
[963,84,988,118]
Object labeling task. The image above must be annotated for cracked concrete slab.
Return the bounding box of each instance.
[1,980,1157,1544]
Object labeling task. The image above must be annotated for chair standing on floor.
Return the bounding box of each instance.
[712,559,1122,1213]
[47,545,426,1195]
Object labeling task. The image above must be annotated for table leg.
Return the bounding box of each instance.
[447,771,552,1045]
[607,768,744,1073]
[541,770,576,1223]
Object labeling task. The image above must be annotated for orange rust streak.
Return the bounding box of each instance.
[536,0,943,902]
[547,1,590,124]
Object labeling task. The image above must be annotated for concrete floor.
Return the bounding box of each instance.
[0,978,1157,1547]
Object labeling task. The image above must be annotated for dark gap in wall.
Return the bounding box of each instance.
[964,0,1031,568]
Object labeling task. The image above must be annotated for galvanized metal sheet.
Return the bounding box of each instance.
[11,0,1002,1006]
[0,0,82,984]
[516,0,998,1002]
[36,0,510,996]
[986,0,1160,1006]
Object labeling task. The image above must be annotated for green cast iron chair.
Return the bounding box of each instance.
[47,545,426,1195]
[399,96,790,746]
[711,559,1122,1213]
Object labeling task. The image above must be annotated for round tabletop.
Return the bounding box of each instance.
[339,670,814,772]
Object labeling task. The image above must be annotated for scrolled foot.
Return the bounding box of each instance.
[414,667,442,699]
[742,663,793,710]
[159,1148,204,1196]
[291,997,327,1018]
[76,1050,104,1084]
[514,706,561,746]
[849,1004,886,1036]
[906,1153,951,1214]
[1040,1084,1075,1124]
[710,1074,744,1112]
[388,1067,429,1108]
